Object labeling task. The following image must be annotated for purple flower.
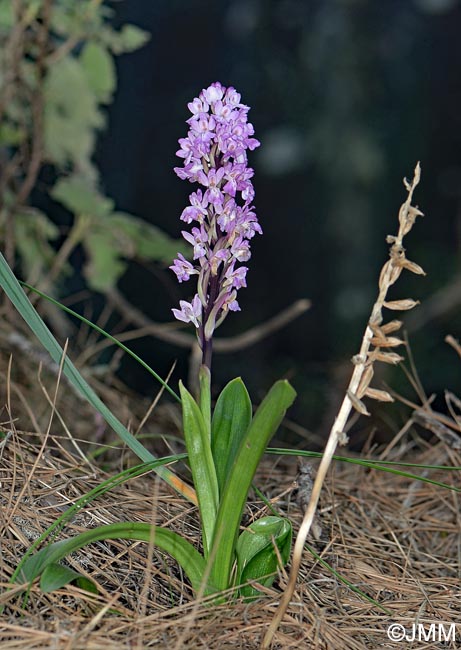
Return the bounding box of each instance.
[172,295,202,327]
[171,82,261,368]
[180,189,208,224]
[169,253,196,283]
[182,226,208,260]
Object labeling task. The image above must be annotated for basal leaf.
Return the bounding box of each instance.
[209,380,296,590]
[18,522,212,596]
[179,381,219,556]
[236,516,292,599]
[40,563,93,593]
[211,377,252,495]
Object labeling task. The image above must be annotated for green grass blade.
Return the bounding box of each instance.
[0,253,195,502]
[20,281,180,402]
[304,543,392,615]
[267,448,461,492]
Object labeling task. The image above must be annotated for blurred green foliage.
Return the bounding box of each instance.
[0,0,186,293]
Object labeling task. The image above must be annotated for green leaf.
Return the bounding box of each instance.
[0,0,13,28]
[40,563,97,593]
[236,516,292,599]
[17,522,213,596]
[44,56,103,169]
[111,212,189,263]
[108,24,151,54]
[211,378,252,495]
[0,122,25,146]
[51,175,113,218]
[80,42,116,103]
[179,381,219,556]
[83,231,127,292]
[14,209,60,278]
[209,380,296,590]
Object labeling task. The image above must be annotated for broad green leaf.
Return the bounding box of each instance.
[179,381,219,556]
[17,522,212,596]
[0,253,196,504]
[51,175,113,218]
[209,380,296,590]
[80,42,116,103]
[211,378,252,495]
[40,563,98,593]
[236,516,292,599]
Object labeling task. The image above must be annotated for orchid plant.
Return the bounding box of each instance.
[170,82,296,595]
[14,83,296,600]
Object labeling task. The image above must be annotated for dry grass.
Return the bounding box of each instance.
[1,340,460,650]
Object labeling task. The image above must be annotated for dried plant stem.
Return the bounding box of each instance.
[262,163,423,649]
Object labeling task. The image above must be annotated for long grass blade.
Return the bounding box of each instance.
[0,253,196,503]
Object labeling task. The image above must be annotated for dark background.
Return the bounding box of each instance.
[94,0,461,445]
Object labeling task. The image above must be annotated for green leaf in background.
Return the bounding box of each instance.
[210,380,296,590]
[44,56,103,169]
[51,175,113,218]
[100,23,150,54]
[211,378,252,495]
[13,209,60,279]
[83,230,128,292]
[80,42,116,104]
[111,212,189,263]
[0,0,13,29]
[236,516,292,599]
[109,23,151,54]
[0,122,25,146]
[179,381,219,556]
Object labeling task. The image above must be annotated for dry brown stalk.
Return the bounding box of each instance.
[262,162,425,649]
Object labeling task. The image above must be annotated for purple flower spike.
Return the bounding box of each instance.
[170,82,261,369]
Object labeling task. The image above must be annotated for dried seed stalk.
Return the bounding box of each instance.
[263,162,424,649]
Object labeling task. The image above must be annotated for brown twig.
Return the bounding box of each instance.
[262,163,424,649]
[106,287,310,354]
